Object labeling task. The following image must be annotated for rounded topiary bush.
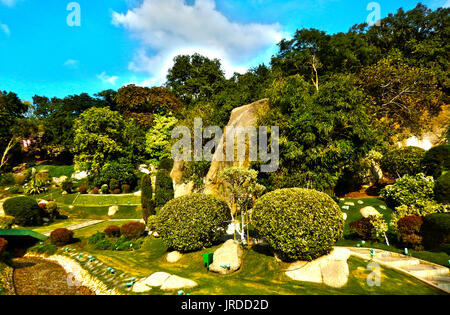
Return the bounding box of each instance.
[434,172,450,204]
[3,196,44,226]
[422,144,450,179]
[252,188,344,261]
[381,146,426,178]
[50,228,74,246]
[421,213,450,250]
[104,225,121,238]
[157,193,231,252]
[120,222,146,239]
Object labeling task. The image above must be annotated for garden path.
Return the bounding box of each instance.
[346,247,450,294]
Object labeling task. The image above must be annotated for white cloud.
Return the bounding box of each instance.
[97,72,119,85]
[0,0,19,6]
[112,0,282,84]
[0,22,10,36]
[64,59,79,68]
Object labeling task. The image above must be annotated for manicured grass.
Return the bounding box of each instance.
[23,219,85,234]
[73,194,140,206]
[63,230,444,295]
[337,197,450,267]
[73,220,137,238]
[59,204,141,220]
[32,165,74,178]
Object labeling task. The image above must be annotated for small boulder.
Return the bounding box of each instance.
[160,275,197,291]
[342,213,347,221]
[133,190,142,197]
[167,251,183,263]
[108,205,119,217]
[72,171,89,180]
[209,240,243,275]
[144,272,171,287]
[321,260,349,288]
[132,279,151,293]
[344,202,355,206]
[357,200,364,205]
[52,175,68,187]
[360,206,380,218]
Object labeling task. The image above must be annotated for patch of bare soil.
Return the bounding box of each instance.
[12,257,94,295]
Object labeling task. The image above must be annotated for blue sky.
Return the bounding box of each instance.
[0,0,448,102]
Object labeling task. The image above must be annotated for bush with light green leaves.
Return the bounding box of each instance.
[252,188,344,261]
[381,173,434,208]
[157,193,231,252]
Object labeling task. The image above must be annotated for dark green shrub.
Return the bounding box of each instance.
[157,194,231,252]
[421,213,450,250]
[104,225,121,238]
[155,170,174,207]
[93,160,137,189]
[62,179,73,193]
[120,222,146,239]
[381,146,426,178]
[159,158,174,172]
[434,172,450,204]
[0,173,15,186]
[88,232,106,245]
[0,238,7,256]
[380,173,434,208]
[109,179,120,192]
[3,196,43,226]
[50,228,74,246]
[141,174,154,223]
[31,242,57,255]
[94,239,113,250]
[422,145,450,179]
[101,184,109,194]
[252,188,344,261]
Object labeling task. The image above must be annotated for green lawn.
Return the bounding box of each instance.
[58,229,444,295]
[337,197,450,267]
[73,194,140,206]
[23,219,86,234]
[32,165,74,178]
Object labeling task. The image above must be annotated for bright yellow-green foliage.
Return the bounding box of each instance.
[252,188,344,261]
[145,113,178,164]
[157,193,231,252]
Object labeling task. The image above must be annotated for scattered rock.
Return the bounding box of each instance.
[144,272,171,287]
[133,190,142,197]
[167,251,183,263]
[160,275,197,291]
[360,206,380,218]
[138,164,150,174]
[344,202,355,206]
[108,205,119,217]
[62,191,68,195]
[13,173,27,185]
[209,240,243,275]
[342,213,347,221]
[72,171,89,180]
[342,205,349,210]
[52,176,68,187]
[132,279,152,293]
[357,200,364,205]
[379,205,387,210]
[285,248,351,288]
[152,232,160,238]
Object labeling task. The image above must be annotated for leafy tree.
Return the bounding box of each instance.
[262,74,380,193]
[145,113,178,164]
[72,107,126,175]
[115,85,182,126]
[141,174,155,223]
[359,53,445,135]
[166,54,226,106]
[155,170,174,208]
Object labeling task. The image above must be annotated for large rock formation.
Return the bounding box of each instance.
[170,99,269,197]
[209,240,243,275]
[204,99,269,195]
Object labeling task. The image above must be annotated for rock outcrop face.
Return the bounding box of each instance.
[285,248,351,288]
[169,99,269,198]
[204,99,269,195]
[209,240,244,275]
[360,206,380,218]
